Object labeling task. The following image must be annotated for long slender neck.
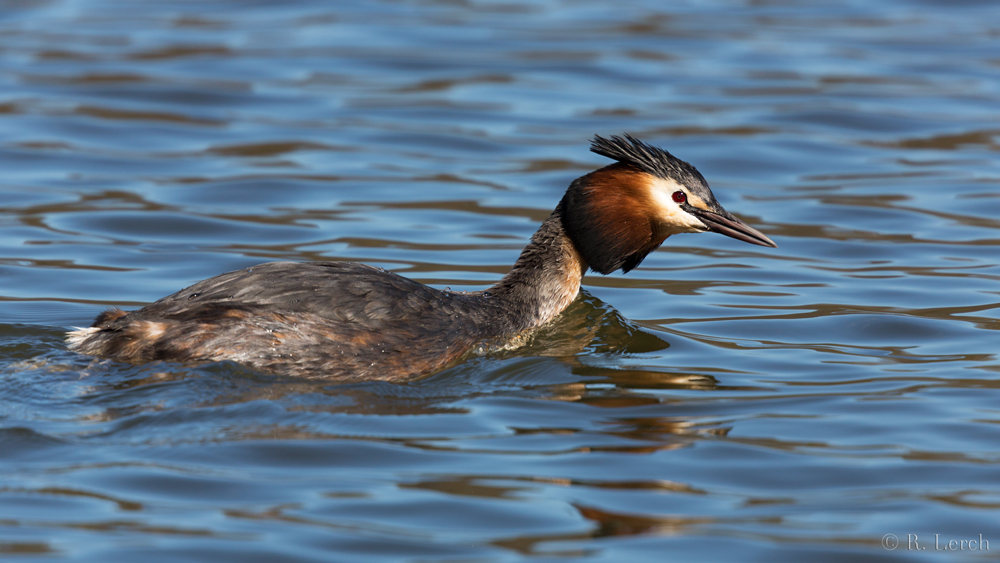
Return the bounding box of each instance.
[484,201,588,331]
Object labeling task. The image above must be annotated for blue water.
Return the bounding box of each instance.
[2,0,1000,560]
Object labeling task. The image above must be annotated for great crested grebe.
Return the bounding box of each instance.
[68,134,777,380]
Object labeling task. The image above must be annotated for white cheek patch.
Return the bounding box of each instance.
[646,177,709,234]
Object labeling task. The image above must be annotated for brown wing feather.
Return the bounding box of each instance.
[71,262,490,380]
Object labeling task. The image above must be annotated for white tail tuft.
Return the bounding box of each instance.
[65,327,100,349]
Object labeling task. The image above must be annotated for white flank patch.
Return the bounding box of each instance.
[138,321,167,340]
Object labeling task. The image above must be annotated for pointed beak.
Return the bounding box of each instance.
[688,207,777,248]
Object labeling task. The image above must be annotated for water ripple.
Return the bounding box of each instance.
[3,0,1000,560]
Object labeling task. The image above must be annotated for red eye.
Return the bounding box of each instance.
[672,191,687,204]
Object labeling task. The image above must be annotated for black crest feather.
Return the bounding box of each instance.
[590,133,708,189]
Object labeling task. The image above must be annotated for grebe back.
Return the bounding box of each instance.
[67,134,777,380]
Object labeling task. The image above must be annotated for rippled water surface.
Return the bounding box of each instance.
[2,0,1000,560]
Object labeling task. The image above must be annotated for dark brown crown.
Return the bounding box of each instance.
[590,134,708,190]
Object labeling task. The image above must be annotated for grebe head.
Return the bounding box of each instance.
[561,133,777,275]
